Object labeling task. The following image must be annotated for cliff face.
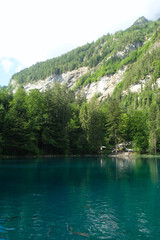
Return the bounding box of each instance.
[10,67,88,93]
[82,67,126,100]
[10,66,127,100]
[9,39,138,99]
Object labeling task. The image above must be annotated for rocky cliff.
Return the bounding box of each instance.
[10,66,127,100]
[10,67,88,93]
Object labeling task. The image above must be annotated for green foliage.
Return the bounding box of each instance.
[79,98,106,153]
[105,100,130,150]
[148,102,160,154]
[1,83,160,155]
[129,111,148,153]
[4,87,29,155]
[0,85,75,155]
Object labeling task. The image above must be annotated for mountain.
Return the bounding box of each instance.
[1,16,160,156]
[132,16,149,26]
[9,17,160,103]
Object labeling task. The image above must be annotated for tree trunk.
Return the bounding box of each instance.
[154,132,157,155]
[115,131,118,154]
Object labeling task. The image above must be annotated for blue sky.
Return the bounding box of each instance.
[0,0,160,86]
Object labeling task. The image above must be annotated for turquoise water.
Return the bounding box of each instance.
[0,156,160,239]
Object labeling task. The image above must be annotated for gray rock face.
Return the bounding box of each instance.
[81,67,127,100]
[11,67,88,93]
[10,66,127,100]
[24,67,89,92]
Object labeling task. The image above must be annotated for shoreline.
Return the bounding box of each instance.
[108,152,135,159]
[1,152,160,160]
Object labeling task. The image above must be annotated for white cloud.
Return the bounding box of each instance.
[0,0,159,83]
[1,58,13,72]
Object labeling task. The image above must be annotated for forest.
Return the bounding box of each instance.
[0,83,160,156]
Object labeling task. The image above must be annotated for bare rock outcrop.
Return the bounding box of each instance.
[10,66,127,101]
[23,67,89,93]
[81,67,127,100]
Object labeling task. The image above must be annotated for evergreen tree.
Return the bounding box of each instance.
[148,102,160,154]
[130,110,148,153]
[80,98,106,153]
[106,99,126,152]
[4,87,29,155]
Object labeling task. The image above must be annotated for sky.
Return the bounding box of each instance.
[0,0,160,86]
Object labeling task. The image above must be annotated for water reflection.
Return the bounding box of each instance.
[109,156,160,183]
[0,156,160,239]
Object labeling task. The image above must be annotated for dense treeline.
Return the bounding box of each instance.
[11,18,160,87]
[0,84,160,156]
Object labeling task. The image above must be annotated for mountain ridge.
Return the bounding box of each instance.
[132,16,149,26]
[9,16,160,101]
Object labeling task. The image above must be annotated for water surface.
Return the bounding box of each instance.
[0,156,160,239]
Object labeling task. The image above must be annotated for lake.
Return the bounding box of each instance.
[0,156,160,239]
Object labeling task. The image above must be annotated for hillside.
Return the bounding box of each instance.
[9,17,160,100]
[1,16,160,156]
